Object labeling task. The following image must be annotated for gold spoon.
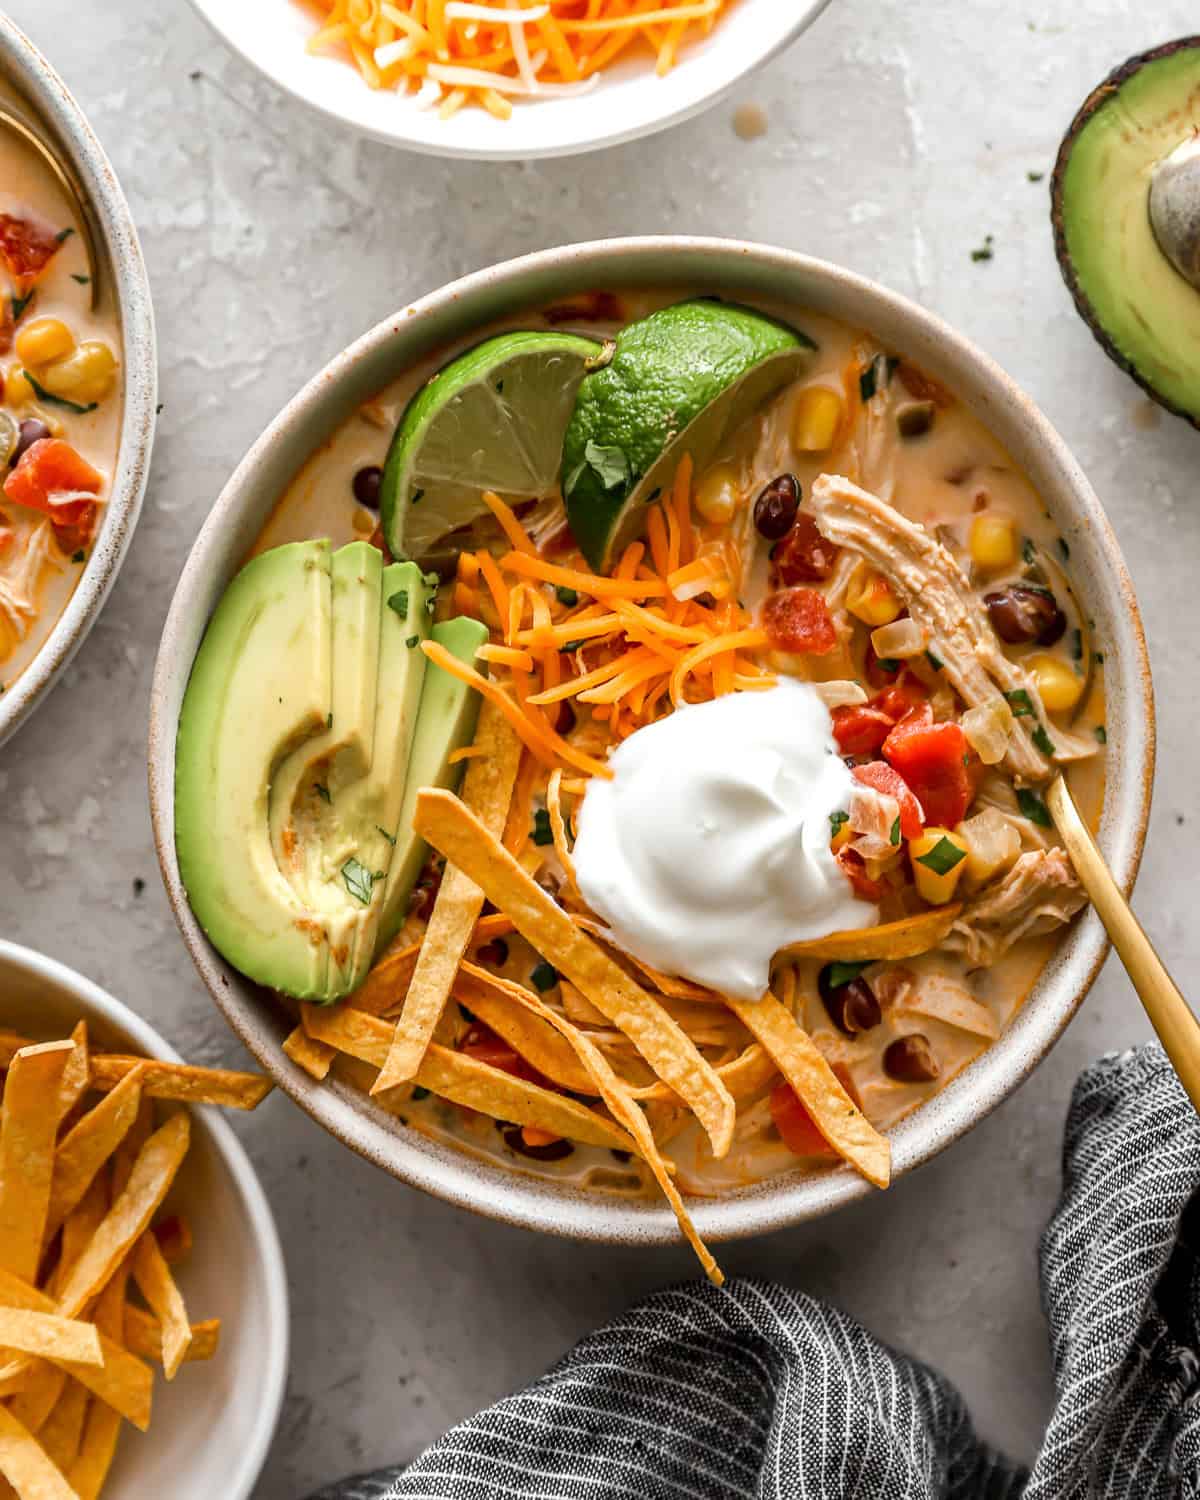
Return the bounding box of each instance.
[0,103,99,310]
[1046,774,1200,1112]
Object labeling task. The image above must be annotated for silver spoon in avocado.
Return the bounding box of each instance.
[1149,134,1200,289]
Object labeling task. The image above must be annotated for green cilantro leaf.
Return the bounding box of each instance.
[889,815,902,846]
[824,960,871,990]
[915,836,966,876]
[22,371,96,415]
[531,808,554,846]
[1031,723,1056,756]
[1016,789,1052,828]
[829,810,849,837]
[583,440,630,492]
[555,585,579,607]
[341,856,377,905]
[314,783,332,805]
[1094,725,1107,744]
[387,589,409,617]
[1005,689,1034,717]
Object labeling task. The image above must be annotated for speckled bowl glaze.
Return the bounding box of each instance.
[148,238,1154,1247]
[0,17,156,748]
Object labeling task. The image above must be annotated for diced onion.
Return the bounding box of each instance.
[815,680,868,710]
[870,618,923,659]
[961,698,1013,766]
[959,806,1021,885]
[413,78,443,108]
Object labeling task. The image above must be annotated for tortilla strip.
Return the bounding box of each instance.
[303,1005,635,1153]
[69,1275,125,1500]
[0,1041,75,1284]
[495,978,722,1286]
[571,916,720,1002]
[0,1309,101,1368]
[56,1024,91,1129]
[545,768,578,896]
[412,789,736,1157]
[778,905,963,963]
[283,1025,335,1081]
[88,1057,271,1110]
[9,1360,66,1436]
[501,747,540,856]
[375,702,523,1091]
[349,918,516,1022]
[131,1233,191,1379]
[44,1065,146,1243]
[37,1377,88,1475]
[122,1307,219,1366]
[0,1402,76,1499]
[454,965,597,1095]
[631,1042,779,1105]
[724,992,891,1189]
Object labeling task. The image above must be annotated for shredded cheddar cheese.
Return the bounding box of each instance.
[301,0,735,118]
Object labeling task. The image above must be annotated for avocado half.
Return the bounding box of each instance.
[1052,37,1200,424]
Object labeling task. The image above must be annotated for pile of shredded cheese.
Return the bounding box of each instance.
[424,456,775,782]
[302,0,734,119]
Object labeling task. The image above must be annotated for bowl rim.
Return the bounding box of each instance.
[182,0,832,161]
[148,235,1155,1246]
[0,937,289,1500]
[0,15,157,748]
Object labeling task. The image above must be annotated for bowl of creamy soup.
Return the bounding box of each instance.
[148,238,1152,1263]
[0,17,156,746]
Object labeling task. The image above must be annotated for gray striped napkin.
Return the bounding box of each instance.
[308,1042,1200,1499]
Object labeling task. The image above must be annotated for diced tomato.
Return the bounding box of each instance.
[770,1082,835,1157]
[883,712,973,827]
[771,513,839,585]
[762,587,837,654]
[4,439,104,525]
[0,294,12,356]
[836,846,886,902]
[0,213,62,287]
[870,671,928,721]
[852,761,924,839]
[831,704,893,756]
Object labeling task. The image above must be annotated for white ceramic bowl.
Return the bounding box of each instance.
[187,0,830,159]
[0,17,156,748]
[148,237,1154,1248]
[0,941,288,1500]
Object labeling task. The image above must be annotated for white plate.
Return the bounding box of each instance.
[187,0,831,159]
[0,941,288,1500]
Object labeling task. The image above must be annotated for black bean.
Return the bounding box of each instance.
[501,1124,573,1161]
[896,401,935,439]
[818,970,881,1035]
[984,584,1066,646]
[475,937,509,967]
[352,464,383,510]
[753,474,801,540]
[884,1033,941,1083]
[11,418,51,466]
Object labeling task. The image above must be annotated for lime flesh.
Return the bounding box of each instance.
[381,330,606,562]
[561,300,814,570]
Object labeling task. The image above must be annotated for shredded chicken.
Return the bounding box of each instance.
[809,473,1054,783]
[942,849,1086,966]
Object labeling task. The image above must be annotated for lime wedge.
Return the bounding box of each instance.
[561,300,815,570]
[381,330,608,562]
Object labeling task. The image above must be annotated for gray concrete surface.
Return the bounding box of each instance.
[1,0,1195,1492]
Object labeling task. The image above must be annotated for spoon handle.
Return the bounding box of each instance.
[1046,775,1200,1113]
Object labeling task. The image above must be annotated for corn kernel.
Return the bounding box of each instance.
[969,513,1017,571]
[792,385,844,453]
[694,462,739,525]
[908,825,969,905]
[830,820,853,853]
[4,366,35,408]
[1028,654,1084,714]
[847,570,901,627]
[14,317,74,369]
[38,341,118,406]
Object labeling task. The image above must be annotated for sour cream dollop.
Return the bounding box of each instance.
[572,680,877,1000]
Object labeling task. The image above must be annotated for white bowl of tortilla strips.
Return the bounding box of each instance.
[148,238,1153,1279]
[0,940,287,1500]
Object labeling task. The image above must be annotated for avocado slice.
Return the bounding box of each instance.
[1052,39,1200,423]
[374,614,489,953]
[176,539,335,1000]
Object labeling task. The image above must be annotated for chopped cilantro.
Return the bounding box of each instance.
[411,1086,430,1101]
[555,585,579,607]
[859,353,899,403]
[406,635,420,648]
[1027,169,1045,182]
[562,639,587,653]
[71,549,85,564]
[829,810,849,837]
[1071,628,1083,661]
[1005,688,1034,717]
[970,235,994,263]
[1057,537,1070,561]
[314,783,331,804]
[377,825,396,845]
[387,589,409,617]
[531,808,554,846]
[1031,723,1056,756]
[889,815,902,846]
[10,290,34,320]
[875,658,901,674]
[71,273,90,285]
[1094,651,1104,665]
[925,648,943,672]
[582,440,630,493]
[530,960,558,992]
[825,960,871,990]
[1094,725,1107,744]
[915,836,966,876]
[22,371,96,415]
[55,226,75,243]
[410,487,424,506]
[1021,537,1036,566]
[326,712,333,728]
[340,856,376,905]
[1016,788,1052,827]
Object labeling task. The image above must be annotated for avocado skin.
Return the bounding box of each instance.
[1052,37,1200,427]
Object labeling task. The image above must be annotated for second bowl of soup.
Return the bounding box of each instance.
[148,239,1152,1262]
